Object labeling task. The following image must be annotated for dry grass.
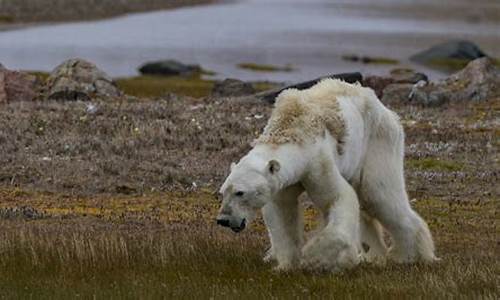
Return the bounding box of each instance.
[0,96,271,194]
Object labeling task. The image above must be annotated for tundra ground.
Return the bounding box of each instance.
[0,95,498,298]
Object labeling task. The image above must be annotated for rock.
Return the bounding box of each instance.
[363,69,427,98]
[0,65,38,103]
[410,40,487,65]
[257,72,363,103]
[45,58,122,101]
[380,83,413,105]
[381,58,500,106]
[211,78,255,97]
[362,76,395,98]
[442,57,500,101]
[139,60,201,76]
[390,69,428,84]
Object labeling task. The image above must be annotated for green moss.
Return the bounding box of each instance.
[0,15,14,23]
[407,158,464,172]
[342,55,399,65]
[117,74,280,98]
[237,63,294,73]
[252,81,280,92]
[428,58,500,72]
[365,57,399,64]
[116,74,215,98]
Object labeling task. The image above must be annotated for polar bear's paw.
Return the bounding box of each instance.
[301,232,360,272]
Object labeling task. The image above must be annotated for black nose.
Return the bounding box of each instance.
[216,218,230,227]
[231,219,246,233]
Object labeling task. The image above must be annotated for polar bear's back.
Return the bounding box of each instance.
[256,79,374,149]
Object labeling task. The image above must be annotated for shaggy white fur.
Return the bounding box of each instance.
[217,79,437,272]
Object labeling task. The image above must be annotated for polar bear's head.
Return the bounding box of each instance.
[216,159,280,232]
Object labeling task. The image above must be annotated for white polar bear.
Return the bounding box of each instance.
[217,79,437,271]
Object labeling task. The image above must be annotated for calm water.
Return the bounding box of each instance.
[1,0,499,82]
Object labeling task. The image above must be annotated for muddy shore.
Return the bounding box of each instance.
[0,0,216,29]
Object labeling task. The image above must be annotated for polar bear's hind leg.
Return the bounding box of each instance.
[360,111,437,263]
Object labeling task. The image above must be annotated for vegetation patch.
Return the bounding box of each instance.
[0,15,14,23]
[428,58,500,72]
[342,54,399,65]
[116,74,216,98]
[0,191,497,298]
[237,63,294,73]
[116,75,277,98]
[406,157,464,172]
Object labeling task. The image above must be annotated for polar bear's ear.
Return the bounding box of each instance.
[267,160,280,174]
[230,162,237,171]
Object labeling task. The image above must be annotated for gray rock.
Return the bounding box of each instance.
[212,78,255,97]
[139,59,201,76]
[45,58,122,101]
[0,65,38,103]
[381,83,413,105]
[382,58,499,106]
[390,69,428,84]
[410,40,487,65]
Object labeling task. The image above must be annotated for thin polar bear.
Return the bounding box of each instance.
[216,78,437,272]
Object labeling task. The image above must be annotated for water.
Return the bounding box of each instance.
[1,0,499,82]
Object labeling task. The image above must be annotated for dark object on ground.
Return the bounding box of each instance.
[0,64,38,103]
[212,78,255,97]
[0,206,46,219]
[342,55,398,65]
[382,57,499,106]
[257,72,363,103]
[363,69,428,98]
[139,60,201,77]
[410,40,487,65]
[45,58,122,101]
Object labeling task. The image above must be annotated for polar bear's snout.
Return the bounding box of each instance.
[216,214,246,233]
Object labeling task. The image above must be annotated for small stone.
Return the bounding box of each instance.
[139,59,201,76]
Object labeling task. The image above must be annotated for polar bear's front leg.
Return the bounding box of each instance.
[262,184,304,271]
[301,157,361,272]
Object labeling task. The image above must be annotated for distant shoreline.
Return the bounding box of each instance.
[0,0,217,31]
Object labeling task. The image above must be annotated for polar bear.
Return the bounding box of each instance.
[216,79,437,271]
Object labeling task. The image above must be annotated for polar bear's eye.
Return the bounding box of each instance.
[235,191,245,197]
